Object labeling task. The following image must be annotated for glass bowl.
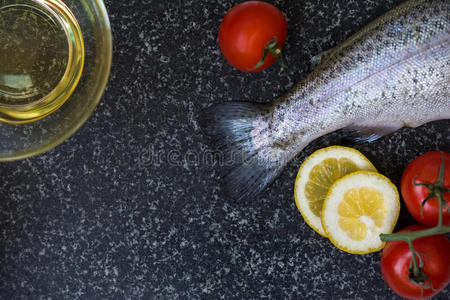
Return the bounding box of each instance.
[0,0,112,161]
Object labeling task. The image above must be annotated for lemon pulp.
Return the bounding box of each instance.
[321,171,400,254]
[337,187,387,241]
[305,158,359,217]
[294,146,377,237]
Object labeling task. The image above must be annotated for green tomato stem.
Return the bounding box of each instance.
[438,190,443,227]
[248,37,286,71]
[407,240,420,278]
[379,224,450,242]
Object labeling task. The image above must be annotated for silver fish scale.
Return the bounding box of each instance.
[266,0,450,160]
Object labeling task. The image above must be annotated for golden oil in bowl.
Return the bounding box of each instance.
[0,0,84,124]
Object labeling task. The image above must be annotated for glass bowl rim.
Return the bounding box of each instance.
[0,0,113,162]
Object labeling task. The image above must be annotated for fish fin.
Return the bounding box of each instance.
[310,48,334,70]
[199,102,287,201]
[342,124,402,143]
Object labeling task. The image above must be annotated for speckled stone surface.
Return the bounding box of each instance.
[1,0,449,299]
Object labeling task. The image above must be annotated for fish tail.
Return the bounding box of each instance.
[199,102,288,201]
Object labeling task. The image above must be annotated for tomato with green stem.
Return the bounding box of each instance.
[380,154,450,299]
[400,151,450,226]
[380,224,450,300]
[218,1,287,72]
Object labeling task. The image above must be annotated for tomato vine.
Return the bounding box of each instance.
[380,153,450,293]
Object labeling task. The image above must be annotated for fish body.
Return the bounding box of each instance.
[200,0,450,201]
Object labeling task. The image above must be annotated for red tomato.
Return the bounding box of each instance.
[400,151,450,226]
[380,225,450,300]
[218,1,287,72]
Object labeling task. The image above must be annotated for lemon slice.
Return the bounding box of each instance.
[321,171,400,254]
[294,146,377,236]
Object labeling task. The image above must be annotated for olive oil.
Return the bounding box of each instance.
[0,0,84,124]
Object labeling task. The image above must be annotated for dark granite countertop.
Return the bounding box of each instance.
[1,0,449,299]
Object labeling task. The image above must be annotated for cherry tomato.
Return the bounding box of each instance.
[400,151,450,226]
[380,225,450,300]
[218,1,287,72]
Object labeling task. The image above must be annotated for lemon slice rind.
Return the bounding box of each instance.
[321,171,400,254]
[294,146,377,237]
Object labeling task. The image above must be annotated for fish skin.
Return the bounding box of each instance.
[200,0,450,201]
[266,0,449,159]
